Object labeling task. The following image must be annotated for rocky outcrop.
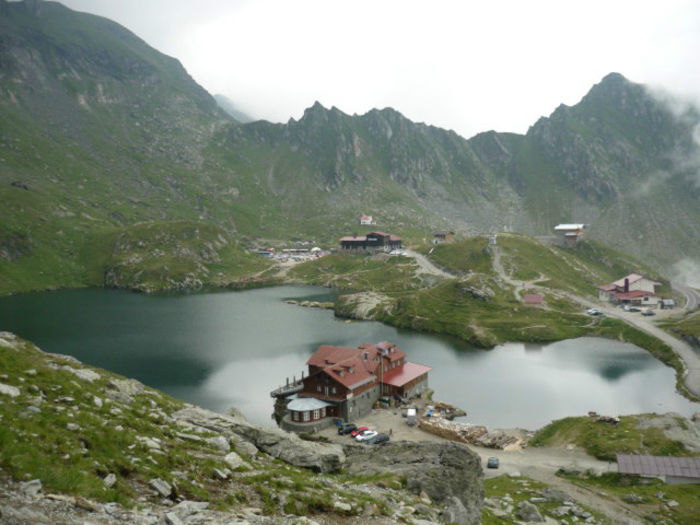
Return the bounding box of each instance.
[171,406,345,474]
[0,332,448,523]
[343,441,483,525]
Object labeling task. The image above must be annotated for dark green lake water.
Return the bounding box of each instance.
[0,286,696,428]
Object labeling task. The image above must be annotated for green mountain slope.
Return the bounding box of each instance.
[1,0,699,295]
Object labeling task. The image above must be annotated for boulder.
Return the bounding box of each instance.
[516,500,544,522]
[223,452,245,469]
[65,367,101,383]
[205,435,230,453]
[105,378,145,404]
[148,478,172,498]
[344,441,483,524]
[0,383,20,398]
[19,479,42,497]
[172,406,344,473]
[103,473,117,488]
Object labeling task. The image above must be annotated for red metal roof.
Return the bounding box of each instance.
[389,235,402,241]
[617,454,700,479]
[359,341,406,362]
[306,342,420,391]
[382,362,432,387]
[598,283,617,291]
[339,236,367,242]
[307,345,358,367]
[609,290,655,300]
[523,294,543,304]
[612,273,643,287]
[322,356,375,389]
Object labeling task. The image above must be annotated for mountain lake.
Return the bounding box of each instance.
[1,285,697,429]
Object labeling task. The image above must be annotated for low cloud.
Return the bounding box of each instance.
[628,87,700,198]
[671,258,700,288]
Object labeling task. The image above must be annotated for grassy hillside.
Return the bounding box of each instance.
[0,333,435,519]
[659,311,700,340]
[531,414,699,461]
[495,235,668,298]
[1,1,698,298]
[422,237,495,276]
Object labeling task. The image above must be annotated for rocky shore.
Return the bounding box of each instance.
[0,332,483,524]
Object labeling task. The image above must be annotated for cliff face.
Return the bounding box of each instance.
[1,1,699,296]
[0,332,484,524]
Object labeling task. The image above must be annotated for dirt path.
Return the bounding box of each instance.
[490,245,548,301]
[403,249,454,279]
[319,409,643,523]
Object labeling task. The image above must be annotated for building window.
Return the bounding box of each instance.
[321,407,326,418]
[331,387,336,394]
[313,409,320,420]
[317,384,322,392]
[303,411,310,422]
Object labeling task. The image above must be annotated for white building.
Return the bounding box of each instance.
[553,223,586,246]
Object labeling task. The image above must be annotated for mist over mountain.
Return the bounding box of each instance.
[1,0,699,293]
[214,94,254,123]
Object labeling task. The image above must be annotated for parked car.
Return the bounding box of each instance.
[486,457,499,469]
[350,426,369,438]
[338,423,357,435]
[365,433,390,445]
[355,430,378,442]
[586,308,602,316]
[628,307,641,312]
[641,310,656,316]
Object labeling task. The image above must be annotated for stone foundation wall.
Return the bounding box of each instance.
[279,414,337,434]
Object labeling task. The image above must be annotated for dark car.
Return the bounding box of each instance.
[641,310,656,317]
[486,457,499,469]
[628,307,641,312]
[365,433,390,445]
[337,423,357,435]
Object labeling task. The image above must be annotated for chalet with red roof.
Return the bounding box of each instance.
[278,342,431,432]
[359,214,376,225]
[597,273,662,306]
[339,231,402,253]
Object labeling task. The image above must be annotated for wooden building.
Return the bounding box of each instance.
[432,231,455,244]
[278,341,431,432]
[339,231,402,253]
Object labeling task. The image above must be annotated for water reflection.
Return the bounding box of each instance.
[0,286,696,429]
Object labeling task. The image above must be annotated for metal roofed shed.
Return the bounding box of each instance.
[616,454,700,485]
[286,398,332,411]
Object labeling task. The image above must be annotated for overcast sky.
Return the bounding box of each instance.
[58,0,700,139]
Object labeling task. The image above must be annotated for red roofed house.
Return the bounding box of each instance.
[279,342,431,432]
[523,293,543,305]
[359,214,376,225]
[339,231,402,253]
[597,273,662,306]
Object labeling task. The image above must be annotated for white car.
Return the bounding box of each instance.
[355,430,378,442]
[586,308,602,316]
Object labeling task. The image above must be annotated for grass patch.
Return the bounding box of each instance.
[422,237,494,275]
[531,415,698,461]
[557,471,700,525]
[482,475,608,524]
